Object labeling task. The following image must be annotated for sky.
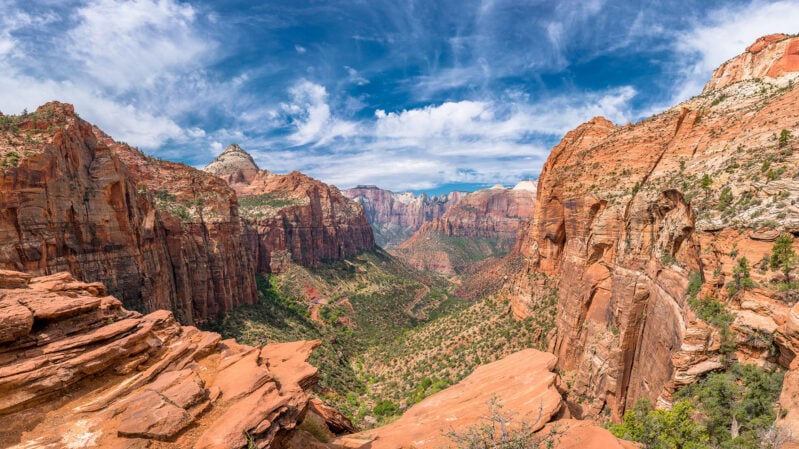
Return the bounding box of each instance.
[0,1,798,194]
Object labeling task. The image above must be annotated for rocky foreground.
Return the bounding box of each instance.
[0,269,328,449]
[334,349,633,449]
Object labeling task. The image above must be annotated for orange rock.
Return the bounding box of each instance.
[343,185,467,248]
[206,145,375,272]
[0,102,257,325]
[393,182,536,275]
[704,34,799,92]
[506,35,799,420]
[0,272,321,449]
[334,349,562,449]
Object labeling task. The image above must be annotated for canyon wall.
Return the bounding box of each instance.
[205,145,375,273]
[0,103,256,325]
[343,185,466,248]
[393,182,536,275]
[508,34,799,420]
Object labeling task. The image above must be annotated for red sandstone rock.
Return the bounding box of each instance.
[205,145,375,272]
[0,271,320,449]
[334,349,563,449]
[342,185,466,248]
[393,182,536,275]
[704,34,799,92]
[0,102,256,325]
[506,35,799,421]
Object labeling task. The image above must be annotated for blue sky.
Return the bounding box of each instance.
[1,0,798,193]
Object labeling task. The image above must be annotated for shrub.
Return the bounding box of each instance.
[608,399,709,449]
[779,129,793,148]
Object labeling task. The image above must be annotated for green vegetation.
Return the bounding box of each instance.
[779,129,793,148]
[770,233,797,283]
[608,399,708,449]
[610,363,784,449]
[701,174,713,189]
[238,191,304,218]
[727,257,755,298]
[208,250,473,426]
[360,276,557,410]
[446,399,560,449]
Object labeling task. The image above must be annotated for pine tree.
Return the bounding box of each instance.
[770,232,797,283]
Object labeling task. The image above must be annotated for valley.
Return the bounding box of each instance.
[1,31,799,449]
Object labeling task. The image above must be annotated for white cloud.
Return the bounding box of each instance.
[295,44,307,54]
[669,0,799,103]
[282,80,360,146]
[67,0,210,91]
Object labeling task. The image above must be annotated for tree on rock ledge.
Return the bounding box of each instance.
[770,233,797,283]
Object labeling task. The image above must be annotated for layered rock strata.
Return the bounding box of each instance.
[342,185,466,248]
[205,145,375,273]
[0,270,320,449]
[0,102,256,324]
[393,182,536,275]
[507,34,799,419]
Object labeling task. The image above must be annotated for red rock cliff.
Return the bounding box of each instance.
[205,145,375,272]
[0,102,256,325]
[509,35,799,420]
[393,182,536,275]
[342,185,466,248]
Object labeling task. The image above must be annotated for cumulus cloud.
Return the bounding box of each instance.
[666,0,799,103]
[0,0,225,150]
[282,80,360,146]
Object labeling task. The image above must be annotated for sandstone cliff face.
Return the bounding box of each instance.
[205,145,375,273]
[342,185,466,248]
[0,270,319,449]
[393,182,536,275]
[508,35,799,420]
[0,103,256,325]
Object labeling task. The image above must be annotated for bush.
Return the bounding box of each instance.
[771,233,797,283]
[608,399,709,449]
[779,129,793,148]
[446,399,557,449]
[372,400,400,418]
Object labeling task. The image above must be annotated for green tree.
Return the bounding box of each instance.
[608,399,709,449]
[676,364,784,448]
[770,232,797,283]
[701,174,713,189]
[728,257,755,298]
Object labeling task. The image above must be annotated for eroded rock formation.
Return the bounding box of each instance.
[205,145,375,273]
[333,349,633,449]
[507,34,799,420]
[0,270,320,449]
[0,103,256,325]
[393,182,536,275]
[342,185,466,248]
